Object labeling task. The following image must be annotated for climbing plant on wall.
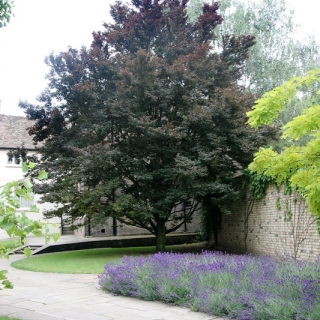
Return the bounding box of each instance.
[247,69,320,232]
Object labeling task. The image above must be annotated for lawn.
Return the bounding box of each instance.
[0,317,20,320]
[10,243,206,274]
[99,251,320,320]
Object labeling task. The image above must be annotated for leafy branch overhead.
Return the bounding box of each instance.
[247,69,320,129]
[0,162,57,289]
[247,69,320,229]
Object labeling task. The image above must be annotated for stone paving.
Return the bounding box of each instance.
[0,236,228,320]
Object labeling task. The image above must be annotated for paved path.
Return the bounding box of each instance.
[0,236,228,320]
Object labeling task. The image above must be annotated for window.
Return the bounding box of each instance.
[14,193,34,208]
[7,155,21,165]
[19,194,34,208]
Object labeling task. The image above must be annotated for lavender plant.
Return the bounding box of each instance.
[99,252,320,320]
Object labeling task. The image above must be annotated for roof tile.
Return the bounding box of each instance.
[0,114,36,150]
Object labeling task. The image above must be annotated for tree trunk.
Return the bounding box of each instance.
[155,218,166,252]
[207,230,218,248]
[208,232,215,248]
[214,230,218,248]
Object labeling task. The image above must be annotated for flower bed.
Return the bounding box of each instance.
[99,251,320,319]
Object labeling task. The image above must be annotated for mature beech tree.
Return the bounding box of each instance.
[21,0,272,251]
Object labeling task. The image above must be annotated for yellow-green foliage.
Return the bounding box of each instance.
[247,69,320,224]
[282,105,320,140]
[247,69,320,129]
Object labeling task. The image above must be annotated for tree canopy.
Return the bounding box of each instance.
[248,69,320,231]
[21,0,273,251]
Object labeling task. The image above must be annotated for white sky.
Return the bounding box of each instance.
[0,0,319,116]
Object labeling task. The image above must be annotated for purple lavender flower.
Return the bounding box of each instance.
[99,251,320,319]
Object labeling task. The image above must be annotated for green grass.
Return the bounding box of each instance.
[0,316,21,320]
[10,243,206,274]
[0,238,22,250]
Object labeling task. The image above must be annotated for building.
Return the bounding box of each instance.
[0,114,60,239]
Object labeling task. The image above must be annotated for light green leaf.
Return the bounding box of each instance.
[32,230,43,237]
[31,220,43,228]
[0,270,8,277]
[22,161,28,173]
[13,229,23,237]
[6,226,16,237]
[23,179,33,189]
[29,162,35,169]
[52,233,60,242]
[23,246,32,258]
[2,279,13,289]
[38,171,48,180]
[1,221,15,231]
[2,252,9,260]
[30,205,39,213]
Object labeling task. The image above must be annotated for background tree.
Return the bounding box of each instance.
[188,0,320,95]
[248,69,320,232]
[21,0,273,251]
[0,0,14,27]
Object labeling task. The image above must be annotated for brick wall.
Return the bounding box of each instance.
[218,184,320,261]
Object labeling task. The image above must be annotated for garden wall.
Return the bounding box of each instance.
[33,233,198,255]
[218,184,320,261]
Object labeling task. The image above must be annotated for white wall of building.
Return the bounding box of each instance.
[0,149,61,239]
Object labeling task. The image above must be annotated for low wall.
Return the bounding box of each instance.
[218,185,320,261]
[32,233,199,255]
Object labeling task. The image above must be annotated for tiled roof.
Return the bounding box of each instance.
[0,114,36,150]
